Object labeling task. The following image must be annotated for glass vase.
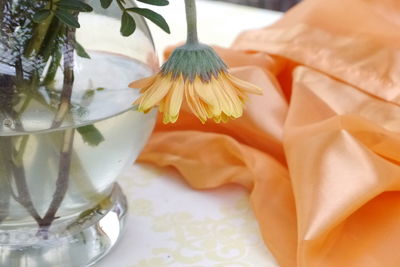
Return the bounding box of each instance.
[0,1,157,266]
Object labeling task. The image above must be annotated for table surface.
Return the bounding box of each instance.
[96,1,282,266]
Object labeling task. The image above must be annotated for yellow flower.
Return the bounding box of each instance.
[129,44,262,123]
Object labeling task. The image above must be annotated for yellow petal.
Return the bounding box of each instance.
[218,75,243,118]
[212,74,243,118]
[210,76,234,116]
[193,77,222,116]
[167,76,185,118]
[158,98,165,112]
[213,112,230,123]
[185,82,207,123]
[226,73,263,95]
[133,78,163,108]
[133,95,144,109]
[234,87,249,102]
[138,74,172,111]
[193,76,217,106]
[128,74,158,89]
[220,113,231,123]
[162,76,185,123]
[213,115,222,123]
[162,112,175,124]
[201,100,215,119]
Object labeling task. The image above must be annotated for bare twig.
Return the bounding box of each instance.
[0,139,11,223]
[38,27,77,236]
[0,1,6,26]
[51,27,75,128]
[0,1,79,237]
[1,137,42,224]
[38,128,75,235]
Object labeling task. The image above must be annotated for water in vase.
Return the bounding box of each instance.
[0,52,156,266]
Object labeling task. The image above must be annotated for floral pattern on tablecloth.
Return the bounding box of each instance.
[96,164,278,267]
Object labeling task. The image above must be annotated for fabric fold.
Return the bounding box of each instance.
[138,0,400,266]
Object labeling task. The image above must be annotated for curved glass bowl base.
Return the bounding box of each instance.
[0,183,127,267]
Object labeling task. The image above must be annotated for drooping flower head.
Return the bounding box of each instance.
[129,0,262,123]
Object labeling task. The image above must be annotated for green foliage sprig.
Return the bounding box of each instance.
[32,0,170,36]
[33,0,93,28]
[0,0,172,232]
[104,0,170,36]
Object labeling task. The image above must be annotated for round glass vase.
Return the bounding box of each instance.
[0,1,157,266]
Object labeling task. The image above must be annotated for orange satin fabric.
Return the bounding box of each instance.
[138,0,400,266]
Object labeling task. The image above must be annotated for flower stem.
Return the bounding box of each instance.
[184,0,198,44]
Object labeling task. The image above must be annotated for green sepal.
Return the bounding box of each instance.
[161,43,227,81]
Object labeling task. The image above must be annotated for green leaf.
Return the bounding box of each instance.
[77,125,105,147]
[120,12,136,36]
[58,0,93,12]
[136,0,169,6]
[100,0,113,8]
[32,9,52,23]
[127,7,170,33]
[55,10,80,28]
[75,41,91,59]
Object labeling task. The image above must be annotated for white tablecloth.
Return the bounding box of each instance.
[97,1,282,266]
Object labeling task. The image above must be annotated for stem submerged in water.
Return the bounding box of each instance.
[0,140,12,223]
[1,136,43,225]
[37,26,77,236]
[51,27,75,128]
[0,1,112,238]
[38,128,75,236]
[0,2,78,234]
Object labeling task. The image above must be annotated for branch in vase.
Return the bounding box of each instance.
[0,26,45,230]
[14,56,23,83]
[51,27,75,128]
[0,139,12,223]
[10,162,43,224]
[38,128,75,235]
[0,1,5,26]
[0,0,10,32]
[0,137,42,224]
[38,26,77,236]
